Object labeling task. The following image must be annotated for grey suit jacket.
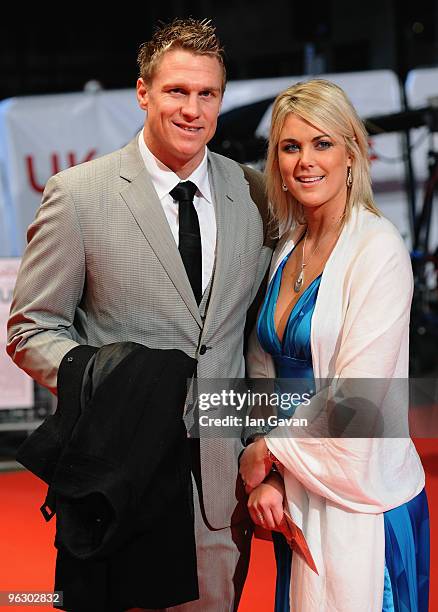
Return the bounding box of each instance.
[7,136,272,528]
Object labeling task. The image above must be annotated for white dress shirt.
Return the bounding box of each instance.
[138,130,216,293]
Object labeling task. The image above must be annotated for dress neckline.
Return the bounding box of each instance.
[274,262,321,348]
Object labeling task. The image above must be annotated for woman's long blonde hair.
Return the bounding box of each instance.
[265,79,380,233]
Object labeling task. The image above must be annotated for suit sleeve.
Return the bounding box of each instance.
[7,173,86,394]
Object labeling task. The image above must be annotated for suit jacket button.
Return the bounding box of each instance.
[199,345,207,355]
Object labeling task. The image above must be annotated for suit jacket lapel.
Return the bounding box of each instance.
[119,138,202,326]
[201,152,242,338]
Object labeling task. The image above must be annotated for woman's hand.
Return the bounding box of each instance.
[248,471,285,530]
[239,437,272,492]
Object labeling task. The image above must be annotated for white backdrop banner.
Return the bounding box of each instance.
[0,69,429,256]
[0,258,33,408]
[0,90,144,256]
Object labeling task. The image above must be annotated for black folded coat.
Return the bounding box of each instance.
[17,341,198,612]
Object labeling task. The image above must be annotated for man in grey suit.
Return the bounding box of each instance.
[7,18,272,611]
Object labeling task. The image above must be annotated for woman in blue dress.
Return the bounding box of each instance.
[240,79,429,611]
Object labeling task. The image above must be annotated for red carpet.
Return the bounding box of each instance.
[0,438,436,611]
[239,438,438,610]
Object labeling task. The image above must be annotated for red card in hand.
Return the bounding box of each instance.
[278,510,319,575]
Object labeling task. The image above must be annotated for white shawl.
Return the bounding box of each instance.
[247,206,425,611]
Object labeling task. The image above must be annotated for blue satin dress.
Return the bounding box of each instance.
[256,247,430,612]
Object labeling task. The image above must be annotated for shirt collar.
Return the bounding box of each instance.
[138,130,212,203]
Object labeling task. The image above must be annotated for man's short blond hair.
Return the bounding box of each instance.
[137,18,226,93]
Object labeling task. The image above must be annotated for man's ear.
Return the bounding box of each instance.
[136,78,148,111]
[218,90,224,116]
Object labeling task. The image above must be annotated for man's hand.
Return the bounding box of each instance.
[247,472,285,530]
[239,437,271,492]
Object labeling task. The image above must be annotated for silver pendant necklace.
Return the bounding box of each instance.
[294,268,305,293]
[293,215,345,293]
[294,231,323,293]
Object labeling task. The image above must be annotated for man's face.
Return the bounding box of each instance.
[137,49,223,177]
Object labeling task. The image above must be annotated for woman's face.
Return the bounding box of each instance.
[278,113,352,216]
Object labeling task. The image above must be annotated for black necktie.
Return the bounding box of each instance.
[170,181,202,304]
